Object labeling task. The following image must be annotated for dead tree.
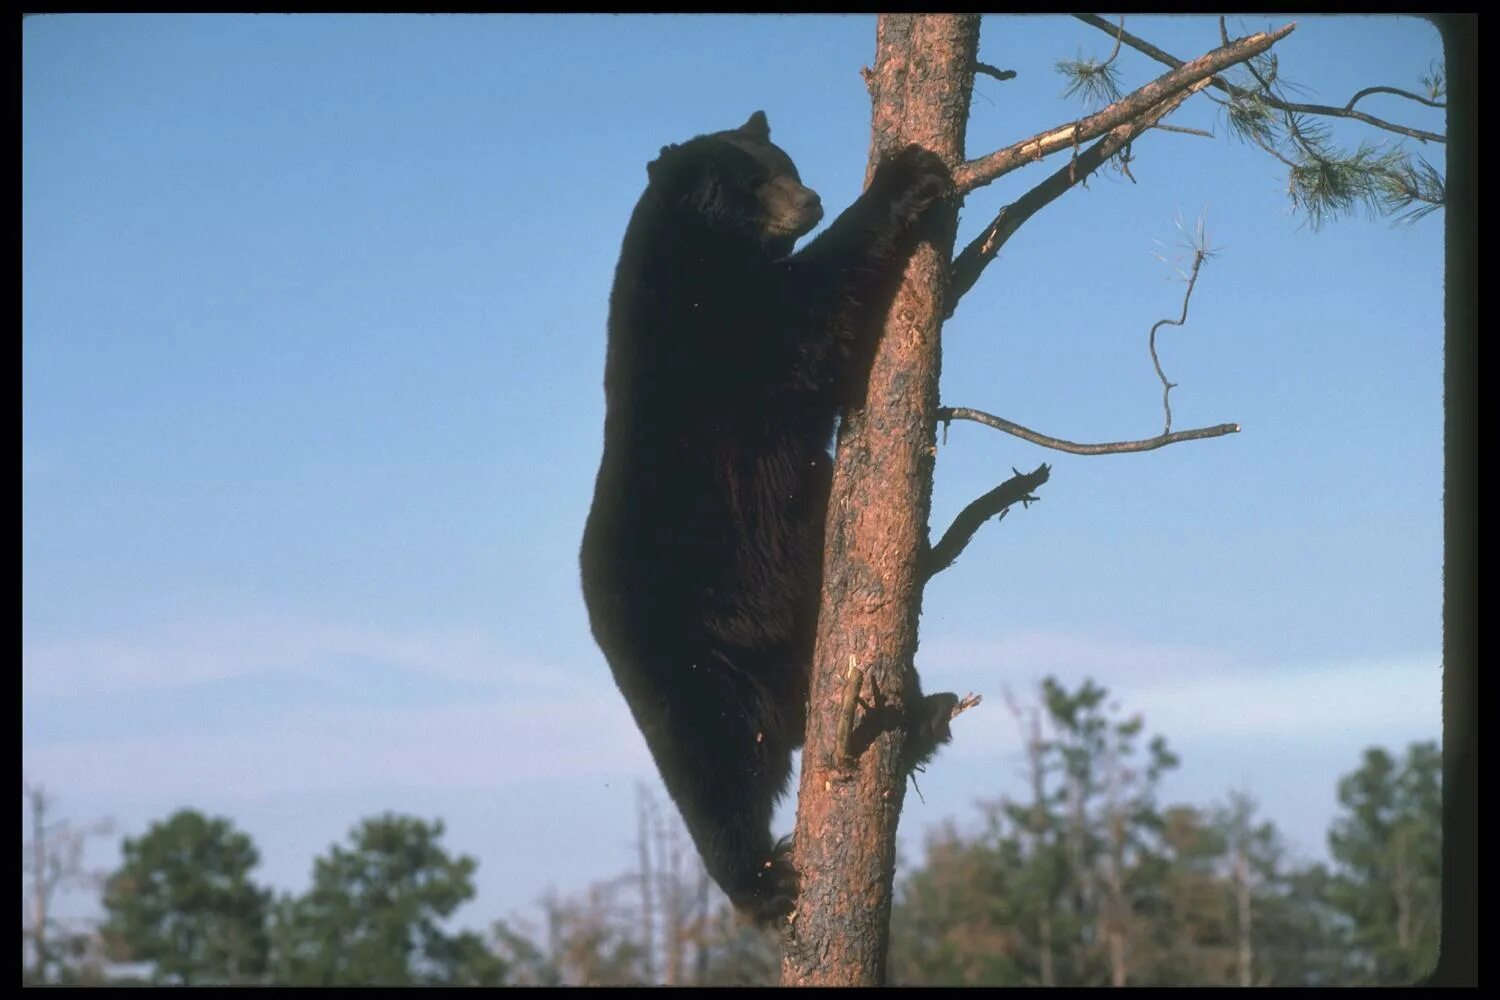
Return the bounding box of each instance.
[781,13,1444,986]
[23,786,113,984]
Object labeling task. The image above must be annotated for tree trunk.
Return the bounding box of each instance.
[1024,707,1056,986]
[780,14,978,987]
[1234,848,1253,988]
[29,788,49,983]
[1105,755,1129,986]
[635,790,656,984]
[663,827,684,986]
[1393,826,1413,955]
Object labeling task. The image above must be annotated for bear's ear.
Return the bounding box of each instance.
[738,111,771,140]
[647,144,679,182]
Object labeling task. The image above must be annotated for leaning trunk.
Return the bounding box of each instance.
[780,14,978,987]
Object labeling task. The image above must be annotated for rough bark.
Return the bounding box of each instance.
[776,14,1304,985]
[779,14,978,987]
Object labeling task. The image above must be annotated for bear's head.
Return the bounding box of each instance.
[647,112,824,258]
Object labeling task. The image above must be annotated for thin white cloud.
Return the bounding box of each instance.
[23,621,1440,817]
[22,696,652,800]
[1127,656,1441,741]
[22,616,583,699]
[920,631,1440,756]
[923,629,1236,683]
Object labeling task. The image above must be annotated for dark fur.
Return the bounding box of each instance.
[581,112,956,924]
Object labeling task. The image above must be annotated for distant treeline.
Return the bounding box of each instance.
[22,677,1440,986]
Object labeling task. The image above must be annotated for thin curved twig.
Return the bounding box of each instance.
[1345,84,1445,111]
[1149,247,1208,434]
[1104,15,1125,68]
[937,407,1240,456]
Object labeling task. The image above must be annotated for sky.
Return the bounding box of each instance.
[22,14,1447,937]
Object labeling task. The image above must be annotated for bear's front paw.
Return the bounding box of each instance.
[877,144,954,221]
[903,691,961,771]
[736,836,799,927]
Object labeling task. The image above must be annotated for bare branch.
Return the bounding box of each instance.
[976,61,1017,82]
[1149,245,1209,434]
[1264,97,1444,144]
[954,22,1295,194]
[938,406,1240,455]
[1153,123,1215,138]
[1072,14,1444,145]
[924,463,1051,580]
[1346,84,1445,111]
[1105,15,1125,66]
[950,77,1213,311]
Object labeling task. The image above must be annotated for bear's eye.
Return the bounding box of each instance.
[739,167,771,192]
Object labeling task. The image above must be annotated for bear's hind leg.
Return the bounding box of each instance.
[637,662,800,925]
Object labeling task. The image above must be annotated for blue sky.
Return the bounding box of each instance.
[23,14,1445,933]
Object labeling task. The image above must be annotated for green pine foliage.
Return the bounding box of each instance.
[61,688,1443,986]
[101,811,271,986]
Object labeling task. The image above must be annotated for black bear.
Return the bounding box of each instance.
[581,111,957,924]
